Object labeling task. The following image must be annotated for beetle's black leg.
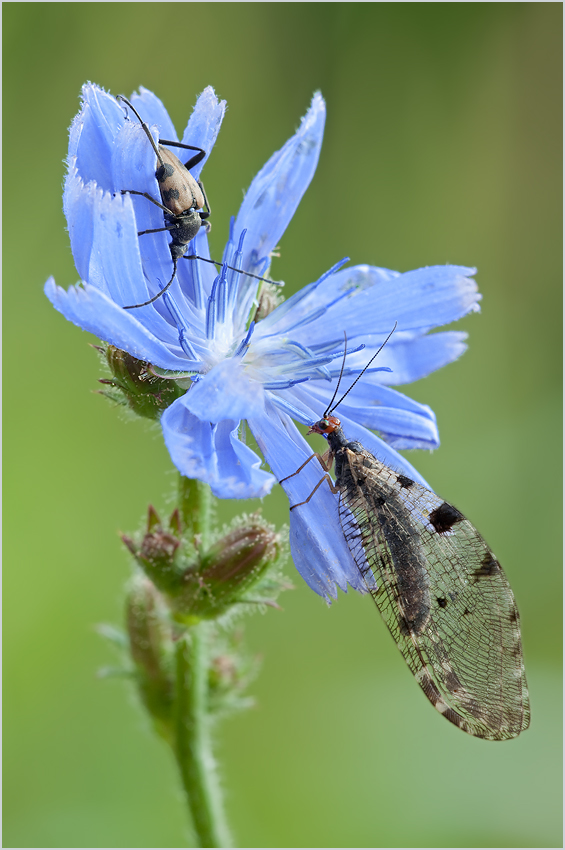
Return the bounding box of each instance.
[198,181,211,217]
[123,259,178,310]
[159,139,206,172]
[120,189,171,215]
[137,224,178,237]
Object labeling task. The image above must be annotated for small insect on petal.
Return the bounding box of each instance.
[115,95,282,309]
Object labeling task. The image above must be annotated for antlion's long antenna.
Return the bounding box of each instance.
[327,322,397,416]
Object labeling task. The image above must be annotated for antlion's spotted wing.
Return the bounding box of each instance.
[338,446,530,740]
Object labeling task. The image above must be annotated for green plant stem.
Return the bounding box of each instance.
[179,476,212,549]
[173,475,230,847]
[174,627,231,848]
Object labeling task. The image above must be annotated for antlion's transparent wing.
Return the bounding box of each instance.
[338,448,530,740]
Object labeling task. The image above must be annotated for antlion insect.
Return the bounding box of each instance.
[281,330,530,740]
[116,95,282,309]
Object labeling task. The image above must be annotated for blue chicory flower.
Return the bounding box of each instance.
[46,83,480,601]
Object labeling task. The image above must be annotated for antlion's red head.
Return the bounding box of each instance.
[308,414,341,436]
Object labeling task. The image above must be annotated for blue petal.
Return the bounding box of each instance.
[293,382,439,450]
[63,166,97,283]
[69,84,124,189]
[65,120,173,303]
[336,331,469,386]
[128,87,178,142]
[304,378,435,419]
[162,397,275,499]
[64,176,202,349]
[67,85,220,323]
[179,86,226,179]
[327,264,480,336]
[250,405,371,601]
[45,278,191,370]
[129,86,226,181]
[232,92,326,275]
[260,264,398,336]
[266,264,479,348]
[183,359,266,423]
[69,181,166,327]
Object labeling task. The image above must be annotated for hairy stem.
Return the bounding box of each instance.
[174,627,231,848]
[179,476,212,549]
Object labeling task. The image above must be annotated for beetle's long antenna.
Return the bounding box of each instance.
[323,332,349,418]
[327,322,398,416]
[117,95,164,168]
[183,255,283,287]
[124,253,284,310]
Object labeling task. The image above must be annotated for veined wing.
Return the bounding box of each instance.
[338,447,530,740]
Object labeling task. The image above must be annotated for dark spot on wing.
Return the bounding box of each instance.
[509,609,519,624]
[444,669,463,692]
[398,615,411,636]
[429,502,464,533]
[463,608,471,616]
[397,475,414,489]
[473,551,500,581]
[437,596,448,608]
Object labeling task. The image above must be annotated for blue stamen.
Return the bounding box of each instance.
[206,275,220,339]
[328,365,393,377]
[269,394,314,425]
[228,229,247,310]
[264,377,311,391]
[191,237,204,311]
[310,340,366,357]
[163,292,199,360]
[217,264,228,324]
[234,321,255,357]
[280,340,315,359]
[222,216,236,270]
[279,352,339,371]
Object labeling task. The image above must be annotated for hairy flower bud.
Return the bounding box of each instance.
[126,577,174,741]
[122,506,182,595]
[103,346,185,420]
[172,518,282,619]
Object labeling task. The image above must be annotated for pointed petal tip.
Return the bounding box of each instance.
[196,85,226,109]
[310,90,326,109]
[302,91,326,129]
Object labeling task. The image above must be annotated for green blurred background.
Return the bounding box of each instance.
[4,3,562,848]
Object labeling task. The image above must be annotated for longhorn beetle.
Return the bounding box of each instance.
[116,95,281,309]
[281,330,529,740]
